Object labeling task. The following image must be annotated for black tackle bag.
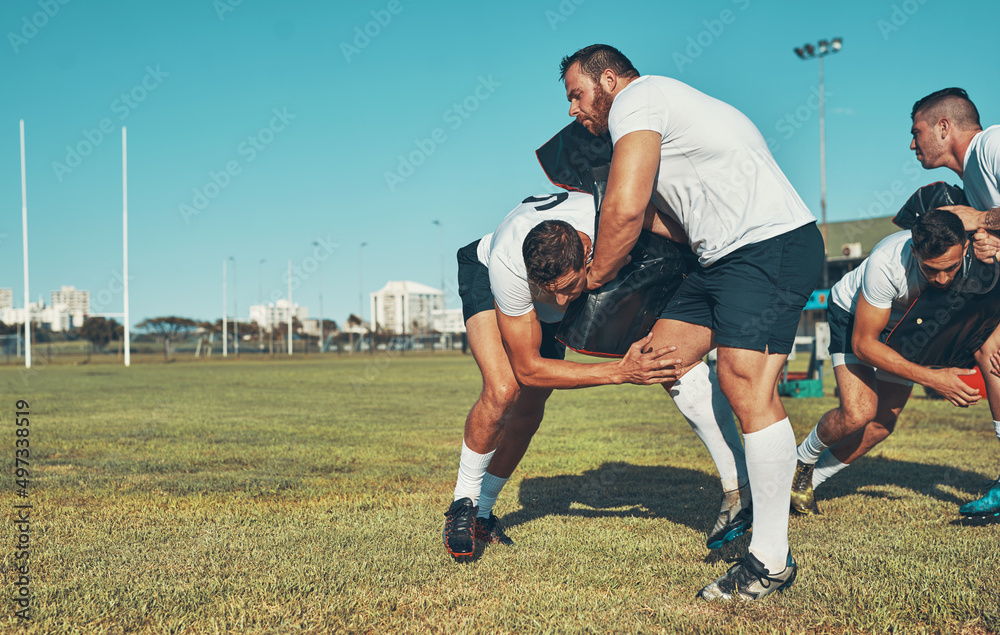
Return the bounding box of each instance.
[884,182,1000,368]
[535,121,694,357]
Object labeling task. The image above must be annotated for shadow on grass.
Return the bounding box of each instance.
[502,462,736,560]
[497,458,998,562]
[815,456,992,508]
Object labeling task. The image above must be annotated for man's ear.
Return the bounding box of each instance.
[938,117,951,138]
[601,68,617,92]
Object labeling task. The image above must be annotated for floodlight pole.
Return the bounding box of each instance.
[231,256,239,356]
[794,37,842,289]
[287,260,293,355]
[432,220,444,297]
[122,127,131,367]
[222,259,228,357]
[313,241,324,353]
[19,121,31,369]
[258,258,266,350]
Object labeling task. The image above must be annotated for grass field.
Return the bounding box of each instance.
[1,352,998,634]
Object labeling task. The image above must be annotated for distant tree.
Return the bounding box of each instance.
[136,317,198,361]
[79,317,121,352]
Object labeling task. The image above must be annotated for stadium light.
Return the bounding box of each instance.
[222,259,228,357]
[793,36,843,288]
[313,241,324,353]
[258,258,266,350]
[230,256,239,356]
[19,120,30,369]
[122,127,131,367]
[359,242,367,321]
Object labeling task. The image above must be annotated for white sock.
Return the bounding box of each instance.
[744,418,797,574]
[994,420,1000,446]
[797,426,829,465]
[812,450,850,489]
[453,441,494,505]
[670,363,748,492]
[477,472,508,518]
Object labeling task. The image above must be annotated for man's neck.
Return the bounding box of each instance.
[951,128,982,178]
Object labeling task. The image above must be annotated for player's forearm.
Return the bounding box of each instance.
[983,207,1000,231]
[853,338,937,386]
[511,357,624,389]
[588,202,644,286]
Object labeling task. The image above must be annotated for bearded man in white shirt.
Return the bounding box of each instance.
[560,44,823,601]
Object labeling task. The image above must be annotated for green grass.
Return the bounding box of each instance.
[1,352,998,633]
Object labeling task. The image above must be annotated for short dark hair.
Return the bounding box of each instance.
[522,220,585,286]
[911,208,967,259]
[559,44,639,84]
[911,87,982,130]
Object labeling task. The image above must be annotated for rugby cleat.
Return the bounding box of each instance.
[706,484,752,549]
[474,514,514,546]
[698,551,797,601]
[959,475,1000,518]
[790,460,821,515]
[443,497,477,561]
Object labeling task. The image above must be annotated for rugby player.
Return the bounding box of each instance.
[560,44,823,600]
[443,190,751,562]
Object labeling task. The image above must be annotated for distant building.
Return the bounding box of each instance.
[249,299,308,330]
[370,281,444,334]
[0,288,12,310]
[51,286,89,328]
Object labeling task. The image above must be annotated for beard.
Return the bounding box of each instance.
[583,88,615,136]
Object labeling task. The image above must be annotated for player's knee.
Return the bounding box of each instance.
[867,418,896,442]
[840,401,877,430]
[481,381,520,413]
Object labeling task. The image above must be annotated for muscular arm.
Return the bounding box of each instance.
[587,130,662,290]
[940,204,1000,231]
[852,295,980,406]
[495,304,680,389]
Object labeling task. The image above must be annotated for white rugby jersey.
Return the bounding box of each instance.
[962,125,1000,211]
[608,75,815,265]
[830,230,927,331]
[477,191,595,323]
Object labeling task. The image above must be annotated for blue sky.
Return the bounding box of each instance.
[1,0,997,329]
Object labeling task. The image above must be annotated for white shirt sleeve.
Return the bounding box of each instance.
[489,255,533,318]
[608,79,667,145]
[860,247,903,310]
[980,127,1000,188]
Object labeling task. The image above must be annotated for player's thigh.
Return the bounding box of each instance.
[872,378,913,423]
[466,310,518,399]
[833,363,881,424]
[715,345,788,395]
[649,318,714,373]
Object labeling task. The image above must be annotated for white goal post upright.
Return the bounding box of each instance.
[122,127,131,367]
[19,120,31,370]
